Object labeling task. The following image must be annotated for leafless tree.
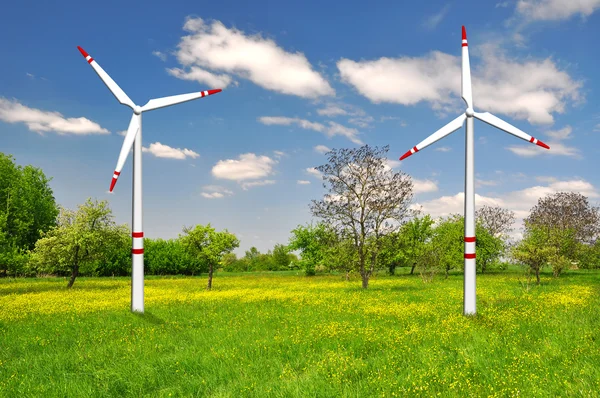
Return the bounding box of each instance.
[310,145,413,288]
[476,205,515,238]
[524,192,600,244]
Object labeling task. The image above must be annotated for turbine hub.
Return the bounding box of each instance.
[134,105,142,115]
[465,107,474,118]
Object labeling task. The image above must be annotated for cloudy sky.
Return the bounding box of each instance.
[2,0,599,253]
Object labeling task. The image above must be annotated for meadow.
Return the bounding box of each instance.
[1,269,599,397]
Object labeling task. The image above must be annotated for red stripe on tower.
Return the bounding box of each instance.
[132,248,144,255]
[464,236,476,242]
[464,253,476,259]
[132,232,144,238]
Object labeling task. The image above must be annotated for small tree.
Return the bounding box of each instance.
[180,224,239,290]
[511,225,557,285]
[30,199,121,288]
[476,205,515,239]
[288,222,335,276]
[310,145,413,288]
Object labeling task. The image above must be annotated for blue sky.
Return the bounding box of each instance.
[1,0,599,254]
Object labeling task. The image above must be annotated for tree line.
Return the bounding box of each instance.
[1,149,599,290]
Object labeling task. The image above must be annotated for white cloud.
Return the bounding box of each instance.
[423,4,451,30]
[173,16,334,98]
[317,105,348,117]
[142,142,200,159]
[507,141,580,158]
[435,146,452,152]
[476,179,500,187]
[167,66,233,88]
[337,44,582,125]
[545,125,572,140]
[412,179,439,194]
[26,73,35,79]
[152,51,167,61]
[212,153,276,181]
[594,123,600,132]
[0,97,109,135]
[297,180,311,185]
[241,179,276,190]
[258,116,363,144]
[385,159,402,169]
[314,145,331,154]
[348,116,375,128]
[117,130,127,137]
[201,185,233,199]
[412,179,599,230]
[516,0,600,21]
[306,167,322,179]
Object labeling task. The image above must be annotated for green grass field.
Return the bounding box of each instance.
[1,269,599,397]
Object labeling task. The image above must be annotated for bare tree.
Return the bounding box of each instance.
[475,205,515,238]
[525,192,600,244]
[310,145,413,289]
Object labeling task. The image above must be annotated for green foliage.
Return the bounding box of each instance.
[379,214,434,274]
[475,222,505,274]
[179,224,239,289]
[145,238,206,276]
[511,225,558,284]
[28,198,124,287]
[430,215,464,276]
[288,223,335,276]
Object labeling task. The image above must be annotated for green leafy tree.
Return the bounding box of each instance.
[379,214,434,275]
[272,244,293,270]
[288,222,335,276]
[323,232,358,280]
[29,198,122,288]
[511,225,557,285]
[180,224,239,290]
[430,215,464,278]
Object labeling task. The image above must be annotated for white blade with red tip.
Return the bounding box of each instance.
[473,112,550,149]
[399,114,466,160]
[141,89,222,112]
[110,113,140,192]
[461,26,473,109]
[77,46,135,109]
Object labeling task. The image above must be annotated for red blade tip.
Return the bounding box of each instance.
[77,46,89,58]
[207,89,222,95]
[462,26,467,40]
[399,150,413,161]
[109,177,118,192]
[536,140,550,149]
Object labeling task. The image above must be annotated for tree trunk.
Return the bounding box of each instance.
[361,273,369,289]
[535,267,540,285]
[410,263,416,275]
[345,270,350,281]
[207,263,214,290]
[67,264,79,288]
[67,246,80,289]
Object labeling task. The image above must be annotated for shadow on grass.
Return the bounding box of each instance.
[133,311,165,325]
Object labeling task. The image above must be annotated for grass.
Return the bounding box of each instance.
[1,269,599,397]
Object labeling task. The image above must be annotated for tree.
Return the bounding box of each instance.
[310,145,413,288]
[511,225,557,284]
[430,215,464,278]
[475,222,505,274]
[379,214,435,275]
[0,153,59,275]
[476,205,515,239]
[29,198,122,288]
[180,224,239,290]
[272,244,293,270]
[525,192,600,245]
[322,231,358,280]
[288,222,336,276]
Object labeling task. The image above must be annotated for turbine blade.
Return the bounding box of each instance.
[461,26,473,109]
[141,89,222,112]
[110,113,140,192]
[77,46,135,109]
[474,112,550,149]
[399,114,466,160]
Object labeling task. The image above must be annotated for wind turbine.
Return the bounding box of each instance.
[398,26,549,315]
[77,46,222,313]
